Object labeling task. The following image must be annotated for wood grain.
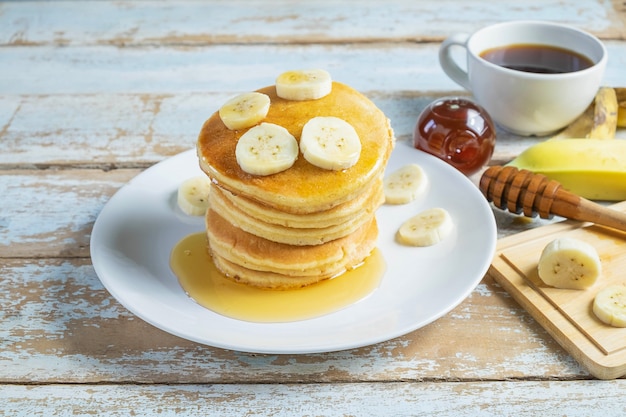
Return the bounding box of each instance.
[0,256,583,383]
[1,0,624,47]
[3,381,626,416]
[0,92,546,169]
[0,169,136,257]
[491,203,626,379]
[3,42,626,96]
[3,0,626,414]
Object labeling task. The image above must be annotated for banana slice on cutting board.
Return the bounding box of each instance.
[537,237,601,290]
[397,208,454,247]
[300,116,361,170]
[235,122,299,176]
[219,92,271,130]
[177,176,212,216]
[383,164,428,204]
[593,284,626,327]
[275,69,332,101]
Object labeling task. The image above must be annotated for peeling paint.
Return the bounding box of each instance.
[2,0,625,412]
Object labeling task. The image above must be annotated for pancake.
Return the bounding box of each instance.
[208,179,383,245]
[206,208,379,289]
[214,177,384,229]
[197,81,395,214]
[208,187,371,246]
[195,72,395,289]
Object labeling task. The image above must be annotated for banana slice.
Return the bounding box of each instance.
[397,208,454,247]
[537,237,601,290]
[235,122,299,176]
[219,92,271,130]
[300,116,361,170]
[177,176,212,216]
[275,69,332,101]
[593,284,626,327]
[384,164,428,204]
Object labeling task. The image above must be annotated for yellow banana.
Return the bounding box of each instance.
[507,139,626,201]
[551,87,618,140]
[616,88,626,128]
[588,87,618,139]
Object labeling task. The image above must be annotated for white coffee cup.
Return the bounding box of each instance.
[439,20,607,136]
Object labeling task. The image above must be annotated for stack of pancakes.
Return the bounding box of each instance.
[197,81,395,289]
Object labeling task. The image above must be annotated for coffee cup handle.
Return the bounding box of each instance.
[439,33,472,91]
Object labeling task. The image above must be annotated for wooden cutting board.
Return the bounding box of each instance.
[489,201,626,380]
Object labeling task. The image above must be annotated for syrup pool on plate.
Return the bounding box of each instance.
[170,232,385,323]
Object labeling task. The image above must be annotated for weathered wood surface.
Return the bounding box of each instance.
[1,254,582,382]
[3,381,626,416]
[2,0,626,415]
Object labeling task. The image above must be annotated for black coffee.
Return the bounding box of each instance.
[480,43,594,74]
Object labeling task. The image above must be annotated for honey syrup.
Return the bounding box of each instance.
[170,232,385,323]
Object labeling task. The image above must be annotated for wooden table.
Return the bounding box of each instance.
[2,1,626,415]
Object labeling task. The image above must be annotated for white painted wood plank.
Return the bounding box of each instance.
[2,42,625,96]
[0,158,563,257]
[2,3,625,407]
[0,163,562,257]
[0,92,547,168]
[2,381,626,417]
[0,44,456,95]
[2,90,623,171]
[0,0,623,46]
[0,169,133,257]
[0,256,585,382]
[0,93,214,166]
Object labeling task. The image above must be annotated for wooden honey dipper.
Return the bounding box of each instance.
[479,165,626,232]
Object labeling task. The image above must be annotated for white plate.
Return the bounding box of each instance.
[90,141,497,354]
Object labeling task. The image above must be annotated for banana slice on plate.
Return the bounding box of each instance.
[593,284,626,327]
[177,176,212,216]
[300,116,361,170]
[384,164,428,204]
[219,92,271,130]
[275,69,332,101]
[397,207,454,247]
[537,237,601,290]
[235,122,299,176]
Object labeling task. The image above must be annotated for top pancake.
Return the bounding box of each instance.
[197,82,395,214]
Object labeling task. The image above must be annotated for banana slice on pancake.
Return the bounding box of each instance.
[275,69,332,101]
[235,122,299,176]
[219,92,271,130]
[300,116,362,170]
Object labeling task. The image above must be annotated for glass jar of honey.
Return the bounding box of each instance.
[414,97,496,176]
